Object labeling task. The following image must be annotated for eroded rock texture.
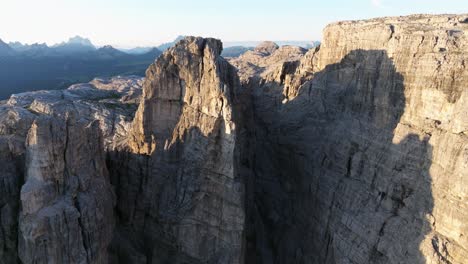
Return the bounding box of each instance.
[19,116,114,264]
[0,77,141,264]
[0,106,34,263]
[237,14,468,264]
[109,37,249,264]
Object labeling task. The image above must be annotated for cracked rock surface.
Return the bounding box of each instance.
[0,76,142,263]
[111,37,248,264]
[237,14,468,264]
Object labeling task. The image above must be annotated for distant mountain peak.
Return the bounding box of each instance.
[66,36,94,47]
[99,45,116,50]
[52,35,96,54]
[0,38,15,56]
[96,45,129,59]
[53,35,96,51]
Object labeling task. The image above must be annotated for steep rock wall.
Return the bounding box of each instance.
[0,79,135,264]
[240,14,468,264]
[19,116,114,264]
[110,37,250,264]
[0,106,34,263]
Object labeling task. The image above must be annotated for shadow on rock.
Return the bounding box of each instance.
[246,49,434,264]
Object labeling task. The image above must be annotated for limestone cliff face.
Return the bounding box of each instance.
[0,106,35,263]
[113,37,247,264]
[237,14,468,264]
[312,15,468,263]
[19,116,114,264]
[129,37,238,155]
[0,77,139,264]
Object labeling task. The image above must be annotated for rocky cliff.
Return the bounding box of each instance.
[0,13,467,264]
[109,37,249,264]
[0,76,142,263]
[238,14,468,264]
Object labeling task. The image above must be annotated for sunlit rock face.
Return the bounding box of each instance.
[234,14,468,264]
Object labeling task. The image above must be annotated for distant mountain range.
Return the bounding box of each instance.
[0,35,319,99]
[118,37,320,55]
[4,36,160,58]
[119,35,186,54]
[119,47,155,55]
[0,36,164,99]
[1,35,319,58]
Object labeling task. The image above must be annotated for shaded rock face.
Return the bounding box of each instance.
[0,106,35,263]
[0,114,115,264]
[239,14,468,264]
[19,116,114,264]
[246,49,430,264]
[109,37,250,264]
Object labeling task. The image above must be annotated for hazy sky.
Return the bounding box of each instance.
[1,0,467,48]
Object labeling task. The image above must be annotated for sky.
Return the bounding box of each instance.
[0,0,467,48]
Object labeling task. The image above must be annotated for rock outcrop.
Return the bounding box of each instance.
[0,76,142,264]
[229,42,306,84]
[110,37,249,264]
[90,76,144,104]
[253,41,279,55]
[7,76,143,151]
